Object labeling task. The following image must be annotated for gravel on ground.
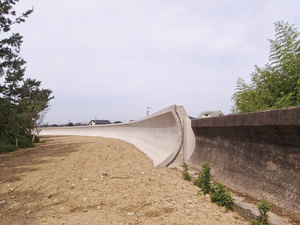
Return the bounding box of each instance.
[0,136,249,225]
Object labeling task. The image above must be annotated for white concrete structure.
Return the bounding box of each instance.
[40,105,195,167]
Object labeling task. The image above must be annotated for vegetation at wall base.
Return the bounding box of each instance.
[250,200,271,225]
[192,163,234,210]
[232,21,300,113]
[193,163,212,195]
[210,182,234,210]
[181,161,191,181]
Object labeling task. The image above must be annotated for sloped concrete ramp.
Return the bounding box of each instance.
[40,105,194,167]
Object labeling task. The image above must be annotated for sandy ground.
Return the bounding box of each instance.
[0,135,250,225]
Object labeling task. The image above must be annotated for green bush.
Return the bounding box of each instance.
[251,200,271,225]
[182,161,191,181]
[7,135,16,146]
[0,141,17,153]
[193,163,212,195]
[33,135,40,143]
[18,135,35,149]
[210,182,234,210]
[0,133,39,153]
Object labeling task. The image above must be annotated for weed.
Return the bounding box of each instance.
[193,163,212,195]
[193,163,234,210]
[181,161,191,181]
[210,182,234,210]
[250,200,271,225]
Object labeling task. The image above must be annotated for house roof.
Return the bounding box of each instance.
[197,110,224,119]
[89,120,111,125]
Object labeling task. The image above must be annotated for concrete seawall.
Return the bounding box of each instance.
[40,105,194,167]
[188,107,300,216]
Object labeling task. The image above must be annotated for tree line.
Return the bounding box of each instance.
[232,21,300,113]
[0,1,54,152]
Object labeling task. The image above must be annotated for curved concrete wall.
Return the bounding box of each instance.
[188,107,300,216]
[41,104,300,216]
[40,105,194,167]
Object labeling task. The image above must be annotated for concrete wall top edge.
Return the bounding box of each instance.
[43,105,178,130]
[192,106,300,127]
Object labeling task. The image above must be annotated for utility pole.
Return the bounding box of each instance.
[147,107,151,116]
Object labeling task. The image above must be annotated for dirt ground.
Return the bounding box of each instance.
[1,135,251,224]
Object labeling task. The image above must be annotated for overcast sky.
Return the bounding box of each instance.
[8,1,300,124]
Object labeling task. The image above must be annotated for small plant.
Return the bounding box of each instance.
[193,163,212,195]
[251,200,271,225]
[210,182,234,210]
[193,163,234,210]
[181,161,191,181]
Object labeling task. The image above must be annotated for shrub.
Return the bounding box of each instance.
[251,200,271,225]
[33,135,40,143]
[193,163,212,195]
[18,135,35,149]
[210,182,234,210]
[193,163,234,210]
[182,161,191,181]
[0,141,17,153]
[7,135,16,146]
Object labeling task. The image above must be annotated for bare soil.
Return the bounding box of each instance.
[0,136,250,224]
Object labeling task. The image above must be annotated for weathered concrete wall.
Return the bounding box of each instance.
[41,105,194,167]
[188,107,300,216]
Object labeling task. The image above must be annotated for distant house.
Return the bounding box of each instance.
[74,123,86,126]
[197,110,224,119]
[88,120,111,126]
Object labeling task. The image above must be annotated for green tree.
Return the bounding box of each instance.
[0,1,53,148]
[232,21,300,113]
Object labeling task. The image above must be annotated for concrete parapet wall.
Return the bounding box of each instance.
[188,107,300,216]
[41,105,192,167]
